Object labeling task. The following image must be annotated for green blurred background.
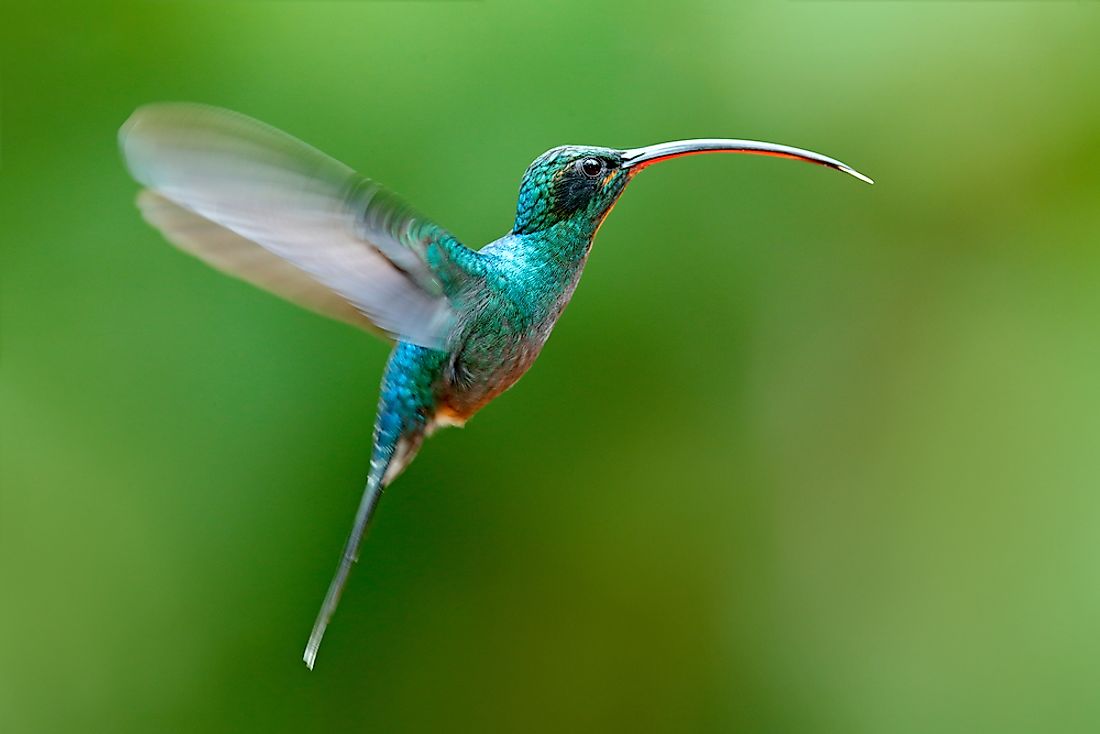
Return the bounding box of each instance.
[3,1,1100,732]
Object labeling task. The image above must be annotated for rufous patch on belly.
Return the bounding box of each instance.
[430,404,469,433]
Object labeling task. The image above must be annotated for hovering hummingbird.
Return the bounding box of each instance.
[119,103,872,669]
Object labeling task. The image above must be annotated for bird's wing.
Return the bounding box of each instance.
[136,190,385,334]
[120,103,471,349]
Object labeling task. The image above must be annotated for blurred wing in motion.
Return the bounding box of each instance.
[136,191,384,334]
[120,103,469,348]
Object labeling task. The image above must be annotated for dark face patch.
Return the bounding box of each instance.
[551,160,603,218]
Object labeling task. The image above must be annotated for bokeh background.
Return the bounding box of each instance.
[3,1,1100,732]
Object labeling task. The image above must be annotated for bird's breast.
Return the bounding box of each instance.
[435,284,575,425]
[431,246,588,428]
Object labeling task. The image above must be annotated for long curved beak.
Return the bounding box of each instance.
[620,139,873,184]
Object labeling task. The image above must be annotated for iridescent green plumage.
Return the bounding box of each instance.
[119,104,871,669]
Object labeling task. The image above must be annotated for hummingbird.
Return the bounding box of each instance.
[119,103,872,669]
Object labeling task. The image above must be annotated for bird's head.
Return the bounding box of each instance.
[512,145,629,236]
[512,139,872,237]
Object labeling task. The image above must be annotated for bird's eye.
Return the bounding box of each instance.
[580,157,603,178]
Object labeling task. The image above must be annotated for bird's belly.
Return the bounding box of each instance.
[432,268,582,431]
[434,331,551,429]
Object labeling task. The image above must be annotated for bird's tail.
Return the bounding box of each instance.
[302,408,425,670]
